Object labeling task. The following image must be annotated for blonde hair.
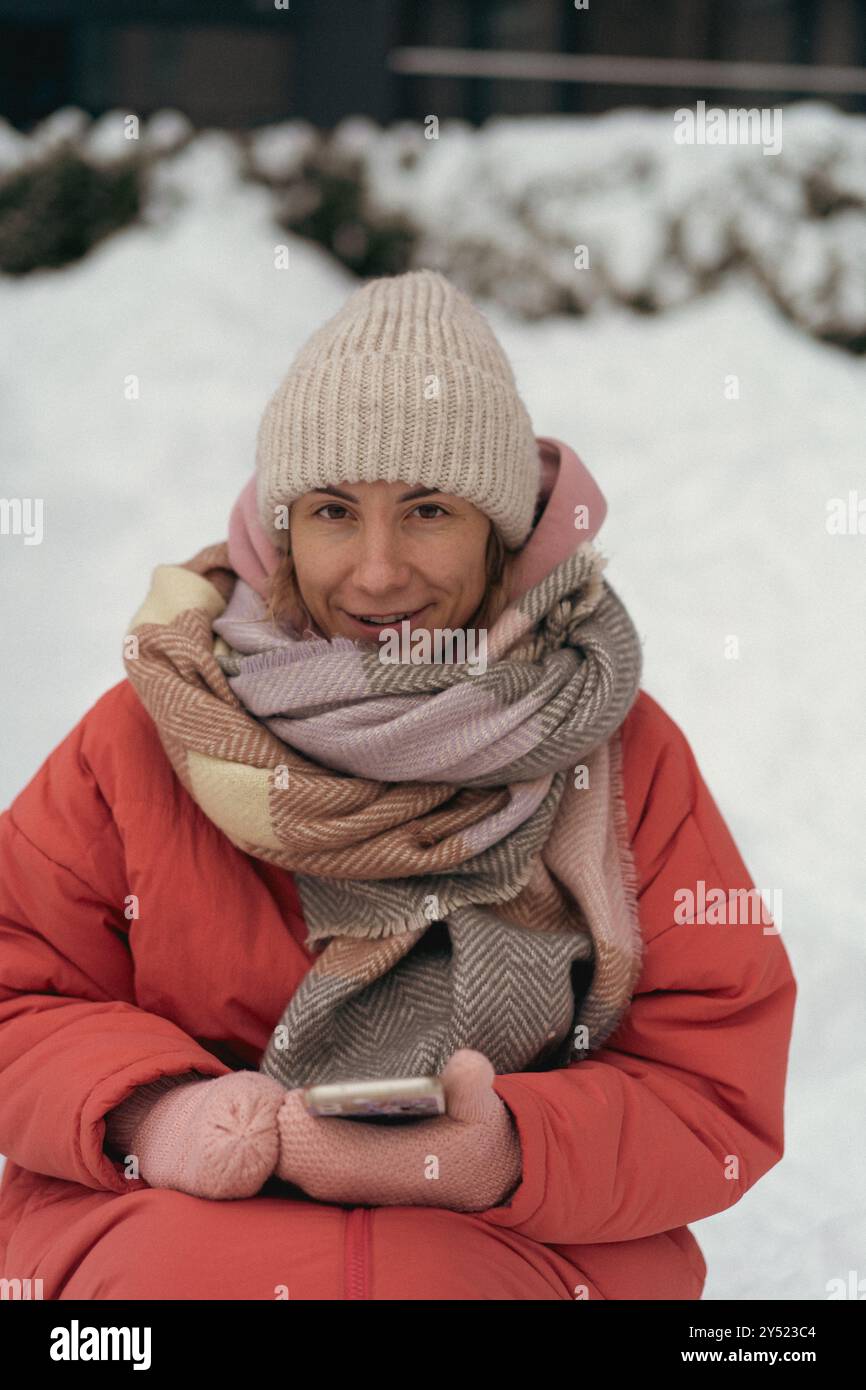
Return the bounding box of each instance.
[264,515,515,638]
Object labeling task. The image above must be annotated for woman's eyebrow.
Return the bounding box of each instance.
[308,485,444,502]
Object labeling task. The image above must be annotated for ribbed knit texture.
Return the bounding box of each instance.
[104,1069,208,1157]
[255,269,540,550]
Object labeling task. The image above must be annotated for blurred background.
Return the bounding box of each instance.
[1,0,864,1301]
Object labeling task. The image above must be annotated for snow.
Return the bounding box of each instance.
[246,118,319,182]
[1,119,864,1301]
[0,106,194,180]
[140,108,195,157]
[27,105,91,156]
[0,116,33,176]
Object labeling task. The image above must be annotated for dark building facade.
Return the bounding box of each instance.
[1,0,865,132]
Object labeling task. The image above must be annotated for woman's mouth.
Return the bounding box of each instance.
[340,606,431,636]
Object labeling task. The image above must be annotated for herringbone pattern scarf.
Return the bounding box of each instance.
[123,538,645,1089]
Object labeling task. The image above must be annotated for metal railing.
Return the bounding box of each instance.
[388,48,866,97]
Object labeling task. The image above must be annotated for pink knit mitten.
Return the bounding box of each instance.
[104,1071,288,1200]
[276,1049,522,1211]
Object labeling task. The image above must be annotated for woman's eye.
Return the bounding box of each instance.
[315,503,447,520]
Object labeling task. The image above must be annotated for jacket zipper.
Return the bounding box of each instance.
[344,1206,371,1300]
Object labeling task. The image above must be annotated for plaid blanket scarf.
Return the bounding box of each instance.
[123,538,644,1088]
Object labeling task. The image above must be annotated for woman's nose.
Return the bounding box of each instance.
[351,532,413,591]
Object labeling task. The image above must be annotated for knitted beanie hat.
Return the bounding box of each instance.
[255,269,541,550]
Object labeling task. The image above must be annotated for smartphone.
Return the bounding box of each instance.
[301,1074,446,1122]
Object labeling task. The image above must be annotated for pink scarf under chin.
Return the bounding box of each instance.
[226,437,607,608]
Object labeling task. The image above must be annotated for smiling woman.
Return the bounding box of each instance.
[0,267,796,1303]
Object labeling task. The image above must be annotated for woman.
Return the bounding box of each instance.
[0,269,796,1300]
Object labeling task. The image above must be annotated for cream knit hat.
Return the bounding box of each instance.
[255,269,540,550]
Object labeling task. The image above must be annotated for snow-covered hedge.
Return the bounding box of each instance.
[3,102,865,351]
[337,102,866,350]
[0,107,194,275]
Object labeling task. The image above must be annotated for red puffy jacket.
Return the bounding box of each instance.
[0,678,796,1300]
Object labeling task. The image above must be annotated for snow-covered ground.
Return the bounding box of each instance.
[1,128,864,1301]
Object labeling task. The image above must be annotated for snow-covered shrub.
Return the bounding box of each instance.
[0,106,196,276]
[240,113,416,280]
[0,146,141,275]
[349,102,866,350]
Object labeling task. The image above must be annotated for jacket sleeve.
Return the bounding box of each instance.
[0,695,232,1195]
[482,704,797,1245]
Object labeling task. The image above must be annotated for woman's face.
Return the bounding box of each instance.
[287,480,492,641]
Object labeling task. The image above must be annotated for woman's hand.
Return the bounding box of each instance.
[275,1049,522,1212]
[110,1071,288,1200]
